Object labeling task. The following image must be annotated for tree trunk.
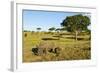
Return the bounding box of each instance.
[75,31,78,41]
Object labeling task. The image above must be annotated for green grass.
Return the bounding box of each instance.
[23,31,91,62]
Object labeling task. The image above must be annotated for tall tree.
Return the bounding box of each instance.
[61,14,90,41]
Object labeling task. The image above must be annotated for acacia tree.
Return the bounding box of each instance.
[48,27,55,32]
[55,28,61,33]
[55,28,61,40]
[36,28,41,32]
[55,28,66,40]
[61,14,90,41]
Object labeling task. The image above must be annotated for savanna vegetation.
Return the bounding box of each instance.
[23,14,91,62]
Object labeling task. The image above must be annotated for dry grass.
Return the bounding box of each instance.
[23,31,91,62]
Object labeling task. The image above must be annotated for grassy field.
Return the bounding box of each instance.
[23,31,91,62]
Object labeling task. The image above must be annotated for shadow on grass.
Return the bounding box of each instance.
[42,37,59,40]
[60,36,89,41]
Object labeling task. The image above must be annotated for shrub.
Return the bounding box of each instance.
[24,33,27,37]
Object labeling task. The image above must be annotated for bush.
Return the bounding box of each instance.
[24,33,27,37]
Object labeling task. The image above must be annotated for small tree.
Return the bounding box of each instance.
[55,28,61,40]
[36,28,41,32]
[55,28,61,33]
[24,33,27,37]
[48,27,55,34]
[61,14,90,41]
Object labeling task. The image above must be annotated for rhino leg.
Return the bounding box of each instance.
[54,47,61,56]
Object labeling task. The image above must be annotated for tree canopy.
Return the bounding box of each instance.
[48,27,56,32]
[61,14,90,32]
[61,14,91,40]
[37,28,41,30]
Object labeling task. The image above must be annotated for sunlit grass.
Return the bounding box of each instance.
[23,31,91,62]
